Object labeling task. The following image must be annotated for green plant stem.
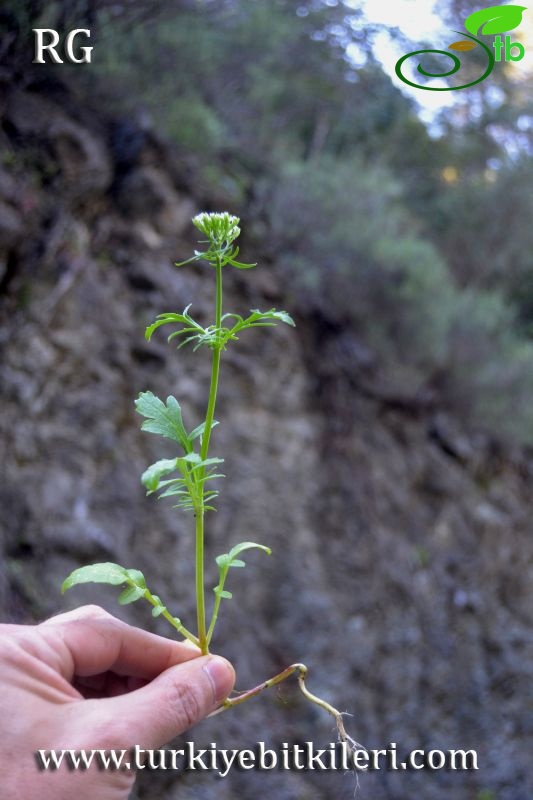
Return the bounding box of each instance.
[206,595,221,646]
[206,565,228,645]
[142,588,199,646]
[201,260,223,461]
[195,509,208,653]
[196,258,224,655]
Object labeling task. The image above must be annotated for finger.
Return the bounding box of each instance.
[39,605,201,681]
[89,655,235,749]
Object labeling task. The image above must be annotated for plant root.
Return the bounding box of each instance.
[208,662,365,754]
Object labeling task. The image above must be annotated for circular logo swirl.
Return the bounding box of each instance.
[395,31,495,91]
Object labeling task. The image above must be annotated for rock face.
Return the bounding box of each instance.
[0,81,532,800]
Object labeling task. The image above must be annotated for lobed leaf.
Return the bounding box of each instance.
[135,392,191,452]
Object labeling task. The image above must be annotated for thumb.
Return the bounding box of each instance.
[91,655,235,750]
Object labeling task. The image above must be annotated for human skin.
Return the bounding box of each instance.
[0,604,235,799]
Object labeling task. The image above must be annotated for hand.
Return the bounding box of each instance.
[0,605,235,800]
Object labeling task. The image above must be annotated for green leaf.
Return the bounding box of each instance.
[221,313,243,323]
[197,473,225,484]
[145,306,205,343]
[227,541,272,562]
[188,422,204,441]
[118,585,146,604]
[145,315,182,341]
[151,596,167,617]
[61,563,128,593]
[246,309,295,327]
[135,392,191,452]
[464,5,526,35]
[174,251,205,268]
[215,541,271,575]
[141,458,179,492]
[213,542,270,611]
[125,568,146,588]
[182,452,202,465]
[213,587,233,599]
[232,309,295,335]
[189,456,224,470]
[224,245,256,269]
[226,257,257,269]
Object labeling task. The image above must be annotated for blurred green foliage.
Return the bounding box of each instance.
[6,0,533,442]
[265,157,453,376]
[264,156,533,441]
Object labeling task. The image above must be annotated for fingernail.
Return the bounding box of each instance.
[203,656,234,704]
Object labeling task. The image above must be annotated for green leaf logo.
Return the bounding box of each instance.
[465,5,527,36]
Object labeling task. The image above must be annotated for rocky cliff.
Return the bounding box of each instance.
[0,77,531,800]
